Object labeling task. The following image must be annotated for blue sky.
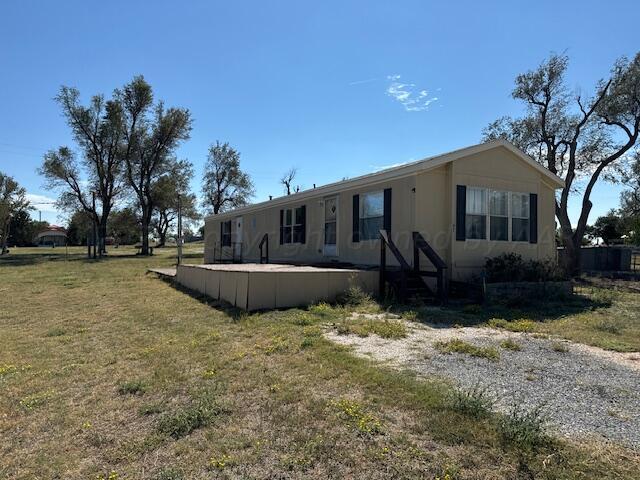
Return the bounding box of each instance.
[1,0,638,225]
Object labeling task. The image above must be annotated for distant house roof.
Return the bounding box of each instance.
[36,226,67,239]
[205,139,565,222]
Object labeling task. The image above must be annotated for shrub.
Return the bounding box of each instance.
[153,468,183,480]
[338,285,373,306]
[484,253,566,283]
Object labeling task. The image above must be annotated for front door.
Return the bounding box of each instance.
[233,216,243,259]
[323,197,337,256]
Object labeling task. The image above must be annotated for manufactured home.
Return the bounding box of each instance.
[183,140,563,309]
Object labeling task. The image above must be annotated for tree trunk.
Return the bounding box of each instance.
[141,206,153,255]
[0,218,9,254]
[99,219,108,255]
[560,234,582,276]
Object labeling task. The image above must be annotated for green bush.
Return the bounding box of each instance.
[484,253,566,283]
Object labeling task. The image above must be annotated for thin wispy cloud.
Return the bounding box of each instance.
[386,74,439,112]
[348,77,379,86]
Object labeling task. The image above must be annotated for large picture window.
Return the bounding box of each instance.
[465,187,487,239]
[511,193,530,242]
[359,191,384,240]
[489,190,508,241]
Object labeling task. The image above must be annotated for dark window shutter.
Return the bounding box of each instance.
[220,221,223,245]
[279,210,284,245]
[383,188,392,234]
[456,185,466,241]
[529,193,538,244]
[352,194,360,243]
[300,205,306,244]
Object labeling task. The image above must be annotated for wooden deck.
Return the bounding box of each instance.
[175,263,378,310]
[148,267,177,278]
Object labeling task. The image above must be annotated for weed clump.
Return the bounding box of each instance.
[488,318,536,333]
[331,398,382,435]
[498,404,549,452]
[500,339,522,351]
[434,339,500,361]
[450,385,493,418]
[157,390,224,439]
[118,380,147,396]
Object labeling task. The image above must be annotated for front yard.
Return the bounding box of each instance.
[1,247,639,479]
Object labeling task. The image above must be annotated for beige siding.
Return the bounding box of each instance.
[450,145,557,280]
[206,175,416,267]
[203,144,561,282]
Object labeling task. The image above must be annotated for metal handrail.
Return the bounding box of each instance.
[259,233,269,264]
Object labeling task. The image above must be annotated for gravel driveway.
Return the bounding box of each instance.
[326,317,640,449]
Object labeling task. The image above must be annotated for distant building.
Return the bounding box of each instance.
[36,226,67,247]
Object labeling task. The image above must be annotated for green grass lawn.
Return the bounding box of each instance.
[1,247,639,479]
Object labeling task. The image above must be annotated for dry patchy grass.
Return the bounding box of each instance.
[0,247,639,478]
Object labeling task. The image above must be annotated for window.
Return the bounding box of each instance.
[359,191,384,240]
[465,187,487,239]
[511,193,530,242]
[282,206,305,244]
[221,220,231,247]
[489,190,508,241]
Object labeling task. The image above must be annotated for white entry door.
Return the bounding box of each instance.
[233,216,243,259]
[323,197,337,256]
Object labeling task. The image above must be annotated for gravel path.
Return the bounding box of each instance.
[325,317,640,449]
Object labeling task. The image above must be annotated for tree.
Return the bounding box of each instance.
[588,211,624,245]
[151,160,198,247]
[202,141,254,214]
[108,207,140,245]
[0,173,31,254]
[280,167,297,195]
[484,53,640,274]
[66,210,94,246]
[8,210,48,246]
[40,86,125,255]
[118,76,192,255]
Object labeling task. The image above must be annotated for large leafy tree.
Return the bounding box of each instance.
[202,141,254,214]
[66,209,94,246]
[484,53,640,273]
[7,210,48,246]
[108,207,140,246]
[118,76,192,255]
[0,172,31,254]
[40,87,125,255]
[151,159,199,247]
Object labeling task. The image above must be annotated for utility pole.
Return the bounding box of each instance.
[92,191,97,259]
[177,194,183,266]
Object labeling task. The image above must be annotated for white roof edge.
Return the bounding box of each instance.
[204,139,565,221]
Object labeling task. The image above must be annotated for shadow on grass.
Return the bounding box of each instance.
[387,291,614,327]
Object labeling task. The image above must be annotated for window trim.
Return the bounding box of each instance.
[359,190,385,241]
